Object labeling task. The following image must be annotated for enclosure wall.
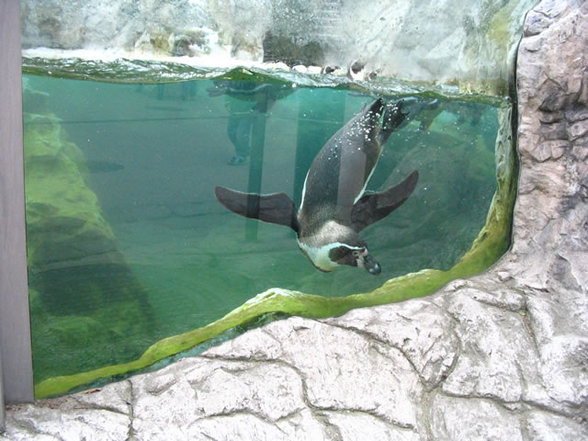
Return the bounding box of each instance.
[0,0,34,405]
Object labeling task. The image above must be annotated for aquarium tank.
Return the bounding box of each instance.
[19,0,528,397]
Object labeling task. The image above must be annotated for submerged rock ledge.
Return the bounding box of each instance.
[3,1,587,440]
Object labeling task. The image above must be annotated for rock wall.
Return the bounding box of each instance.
[23,86,155,382]
[328,0,538,94]
[21,0,538,95]
[3,0,586,440]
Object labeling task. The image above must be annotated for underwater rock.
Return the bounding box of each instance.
[22,93,154,380]
[21,82,50,114]
[379,106,496,259]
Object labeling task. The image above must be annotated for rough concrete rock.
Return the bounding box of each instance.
[21,0,536,94]
[2,1,587,440]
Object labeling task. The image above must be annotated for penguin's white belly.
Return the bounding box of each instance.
[297,240,340,272]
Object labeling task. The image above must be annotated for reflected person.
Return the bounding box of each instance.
[208,81,291,165]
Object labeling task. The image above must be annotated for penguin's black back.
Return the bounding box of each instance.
[299,99,386,226]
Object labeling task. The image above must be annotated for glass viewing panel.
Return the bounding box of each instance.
[23,73,500,390]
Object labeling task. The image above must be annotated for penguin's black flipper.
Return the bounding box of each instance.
[350,170,419,232]
[215,186,300,233]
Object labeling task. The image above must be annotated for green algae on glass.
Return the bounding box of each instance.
[33,99,516,399]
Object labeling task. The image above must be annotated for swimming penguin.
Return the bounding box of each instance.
[214,98,419,275]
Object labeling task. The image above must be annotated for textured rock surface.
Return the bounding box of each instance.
[21,0,536,94]
[2,0,587,440]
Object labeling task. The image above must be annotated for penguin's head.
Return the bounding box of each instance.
[328,243,381,275]
[297,222,382,275]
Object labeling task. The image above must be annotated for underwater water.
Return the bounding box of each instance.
[23,69,500,385]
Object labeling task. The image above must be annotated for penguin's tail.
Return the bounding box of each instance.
[379,100,407,145]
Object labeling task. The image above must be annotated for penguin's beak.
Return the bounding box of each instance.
[362,254,381,275]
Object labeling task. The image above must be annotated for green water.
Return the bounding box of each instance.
[23,68,500,385]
